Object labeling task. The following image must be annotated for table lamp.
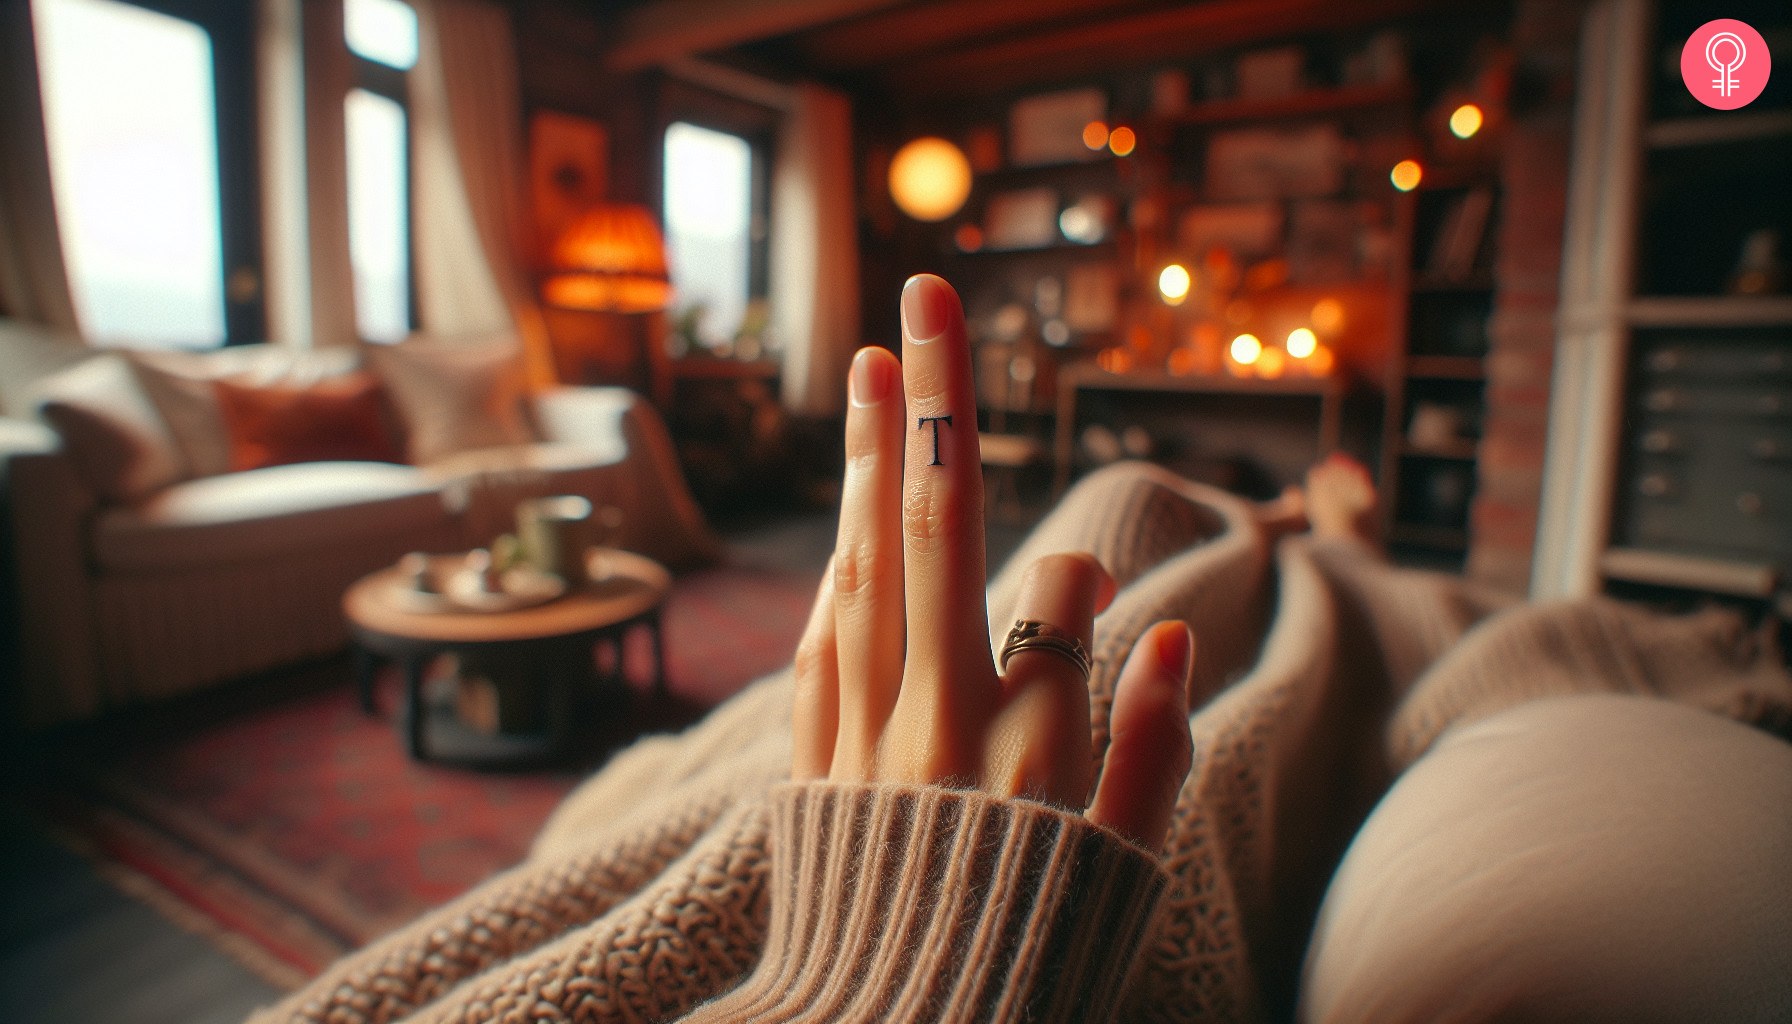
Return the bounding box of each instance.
[541,203,673,313]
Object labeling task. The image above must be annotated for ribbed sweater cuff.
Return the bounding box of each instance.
[706,782,1169,1023]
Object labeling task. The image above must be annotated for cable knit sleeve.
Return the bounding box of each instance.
[685,782,1170,1024]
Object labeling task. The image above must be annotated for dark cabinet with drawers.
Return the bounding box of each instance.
[1616,332,1792,568]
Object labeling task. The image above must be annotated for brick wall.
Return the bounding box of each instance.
[1468,0,1588,593]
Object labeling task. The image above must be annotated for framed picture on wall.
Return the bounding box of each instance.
[529,111,608,262]
[1009,87,1105,167]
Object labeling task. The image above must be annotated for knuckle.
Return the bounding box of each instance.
[844,447,881,473]
[832,540,881,598]
[791,633,833,684]
[1024,551,1097,583]
[902,478,966,554]
[903,366,950,405]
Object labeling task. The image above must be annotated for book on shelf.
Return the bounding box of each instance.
[1426,186,1494,283]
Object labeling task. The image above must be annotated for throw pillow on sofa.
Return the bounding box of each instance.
[32,354,185,502]
[213,371,405,471]
[363,333,534,465]
[130,346,366,478]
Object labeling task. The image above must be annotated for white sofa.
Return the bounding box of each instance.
[0,319,719,725]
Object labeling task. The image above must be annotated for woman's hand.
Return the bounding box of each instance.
[791,274,1194,850]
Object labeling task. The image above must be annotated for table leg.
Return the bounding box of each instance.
[647,613,666,700]
[402,657,428,760]
[1319,388,1343,454]
[353,645,377,714]
[1053,374,1078,500]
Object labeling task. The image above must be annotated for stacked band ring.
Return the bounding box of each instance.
[999,619,1092,678]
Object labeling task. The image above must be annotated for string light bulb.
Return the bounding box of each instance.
[1390,159,1423,192]
[1449,103,1484,139]
[1230,333,1262,364]
[1286,327,1317,358]
[1158,264,1191,304]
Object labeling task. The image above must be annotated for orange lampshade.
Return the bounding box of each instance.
[541,203,673,313]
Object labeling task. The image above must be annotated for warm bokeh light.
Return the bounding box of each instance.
[1230,333,1262,364]
[1255,346,1286,378]
[1311,297,1345,334]
[954,222,984,252]
[1390,159,1422,192]
[1244,258,1289,292]
[1158,263,1191,303]
[1167,347,1200,376]
[1307,343,1336,376]
[1286,327,1317,358]
[1108,126,1136,156]
[1449,103,1484,139]
[1097,346,1135,374]
[1082,120,1109,150]
[888,136,972,221]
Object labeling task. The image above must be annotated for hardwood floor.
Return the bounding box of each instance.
[0,805,279,1024]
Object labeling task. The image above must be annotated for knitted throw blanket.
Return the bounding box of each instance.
[249,462,1792,1024]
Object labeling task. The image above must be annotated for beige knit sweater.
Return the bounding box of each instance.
[249,462,1792,1024]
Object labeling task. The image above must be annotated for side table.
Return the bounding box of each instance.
[342,548,671,764]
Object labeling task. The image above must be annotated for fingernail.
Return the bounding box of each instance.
[849,347,890,407]
[901,274,951,344]
[1155,622,1193,686]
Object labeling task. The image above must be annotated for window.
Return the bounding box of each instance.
[35,0,226,348]
[343,0,416,343]
[344,0,418,70]
[345,89,409,343]
[663,122,754,350]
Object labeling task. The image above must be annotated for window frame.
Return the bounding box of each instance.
[343,4,418,339]
[40,0,266,346]
[655,79,776,345]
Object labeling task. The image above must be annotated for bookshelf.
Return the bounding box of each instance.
[1533,0,1791,619]
[1381,169,1501,567]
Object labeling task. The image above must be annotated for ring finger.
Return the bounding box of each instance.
[980,553,1110,805]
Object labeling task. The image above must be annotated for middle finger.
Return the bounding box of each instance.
[892,274,999,776]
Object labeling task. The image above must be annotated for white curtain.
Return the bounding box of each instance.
[0,0,77,331]
[410,0,555,388]
[771,83,859,417]
[256,0,310,347]
[300,0,359,348]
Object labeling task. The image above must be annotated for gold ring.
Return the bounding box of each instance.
[999,619,1091,678]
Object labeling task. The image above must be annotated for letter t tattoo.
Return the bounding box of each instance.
[917,415,953,466]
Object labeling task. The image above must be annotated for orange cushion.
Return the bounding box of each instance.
[212,372,404,471]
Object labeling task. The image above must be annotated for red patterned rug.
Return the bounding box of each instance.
[28,561,819,989]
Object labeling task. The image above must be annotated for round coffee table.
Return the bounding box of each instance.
[343,548,671,764]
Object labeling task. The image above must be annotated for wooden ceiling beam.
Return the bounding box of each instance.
[791,0,1166,72]
[880,0,1443,99]
[608,0,911,72]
